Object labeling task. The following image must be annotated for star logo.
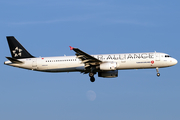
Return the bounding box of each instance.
[12,47,22,57]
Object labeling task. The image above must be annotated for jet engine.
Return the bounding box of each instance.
[99,62,117,70]
[98,70,118,78]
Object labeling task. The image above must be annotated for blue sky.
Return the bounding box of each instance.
[0,0,180,120]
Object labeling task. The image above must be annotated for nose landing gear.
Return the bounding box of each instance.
[157,73,160,77]
[156,67,160,77]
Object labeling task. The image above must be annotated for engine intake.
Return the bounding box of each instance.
[98,70,118,78]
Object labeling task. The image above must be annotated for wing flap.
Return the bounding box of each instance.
[71,47,102,66]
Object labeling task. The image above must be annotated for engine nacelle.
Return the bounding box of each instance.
[98,70,118,78]
[99,62,117,70]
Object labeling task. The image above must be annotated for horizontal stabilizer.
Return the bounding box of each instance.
[6,57,23,64]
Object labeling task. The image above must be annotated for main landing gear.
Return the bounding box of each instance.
[156,67,160,77]
[89,66,96,82]
[89,72,95,82]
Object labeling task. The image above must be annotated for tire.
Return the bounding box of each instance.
[90,77,95,82]
[157,73,160,77]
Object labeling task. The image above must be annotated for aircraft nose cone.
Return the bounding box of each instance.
[174,59,178,65]
[172,58,178,65]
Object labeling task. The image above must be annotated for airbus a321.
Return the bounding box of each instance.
[4,36,178,82]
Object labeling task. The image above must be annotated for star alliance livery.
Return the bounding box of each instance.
[4,36,178,82]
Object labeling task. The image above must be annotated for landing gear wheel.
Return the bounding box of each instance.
[90,77,95,82]
[156,67,160,77]
[89,72,94,77]
[157,73,160,77]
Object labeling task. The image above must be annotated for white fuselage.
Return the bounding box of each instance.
[4,52,178,73]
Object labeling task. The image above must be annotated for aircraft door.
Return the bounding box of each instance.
[155,53,160,61]
[32,58,37,69]
[120,54,126,63]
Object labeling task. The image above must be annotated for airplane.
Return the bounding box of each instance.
[4,36,178,82]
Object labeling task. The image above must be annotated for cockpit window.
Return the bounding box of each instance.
[165,55,171,57]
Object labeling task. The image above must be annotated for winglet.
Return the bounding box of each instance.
[69,46,74,50]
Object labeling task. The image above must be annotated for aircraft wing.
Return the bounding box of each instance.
[70,46,102,67]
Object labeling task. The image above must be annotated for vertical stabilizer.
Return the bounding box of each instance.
[6,36,34,59]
